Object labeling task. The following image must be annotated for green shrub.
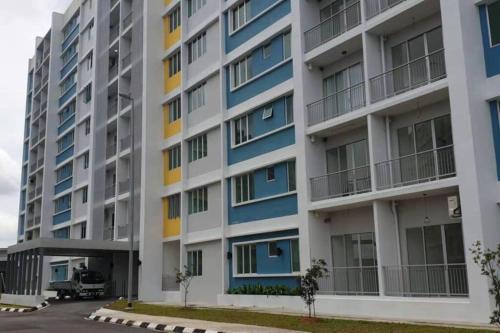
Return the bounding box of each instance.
[227,284,300,296]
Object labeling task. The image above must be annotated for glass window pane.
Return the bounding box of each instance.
[408,35,425,61]
[424,225,444,265]
[237,246,243,274]
[414,120,433,152]
[291,239,300,272]
[398,126,415,156]
[243,245,250,273]
[426,27,443,53]
[434,115,453,147]
[489,2,500,46]
[406,227,425,265]
[251,244,257,273]
[391,43,408,67]
[444,223,465,264]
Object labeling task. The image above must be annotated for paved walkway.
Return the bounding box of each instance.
[94,308,308,333]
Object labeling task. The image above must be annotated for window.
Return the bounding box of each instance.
[168,51,181,77]
[87,21,94,41]
[188,187,208,214]
[86,52,93,70]
[82,186,88,204]
[233,114,253,145]
[231,0,251,32]
[188,32,207,64]
[83,152,89,169]
[169,7,181,33]
[58,103,75,125]
[57,131,74,153]
[234,173,254,204]
[54,194,72,213]
[187,250,202,276]
[84,118,91,135]
[285,95,293,124]
[168,98,181,123]
[236,243,257,274]
[287,160,296,191]
[283,31,291,59]
[83,83,92,103]
[262,106,273,120]
[488,1,500,46]
[168,146,181,170]
[187,83,206,113]
[188,0,207,17]
[188,134,207,162]
[54,227,70,239]
[232,56,252,88]
[291,238,300,272]
[268,241,278,257]
[80,222,87,239]
[263,43,271,59]
[167,194,180,219]
[266,166,275,182]
[56,162,73,182]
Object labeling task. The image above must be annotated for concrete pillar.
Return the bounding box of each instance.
[15,253,21,294]
[36,254,44,296]
[26,250,33,295]
[5,254,11,293]
[20,252,27,295]
[31,253,38,295]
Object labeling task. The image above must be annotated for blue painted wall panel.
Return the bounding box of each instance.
[54,177,73,195]
[226,60,293,108]
[57,114,75,135]
[227,125,295,164]
[228,229,299,289]
[253,162,290,199]
[489,101,500,180]
[53,210,71,225]
[54,227,70,239]
[225,0,291,53]
[56,146,74,166]
[479,5,500,77]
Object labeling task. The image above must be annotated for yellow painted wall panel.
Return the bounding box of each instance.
[163,105,181,139]
[162,198,180,238]
[163,151,181,186]
[163,17,181,50]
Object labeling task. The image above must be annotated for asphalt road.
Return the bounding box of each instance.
[0,298,151,333]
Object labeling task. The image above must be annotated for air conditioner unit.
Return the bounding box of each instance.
[448,195,461,218]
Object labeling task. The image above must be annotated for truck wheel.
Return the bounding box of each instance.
[72,291,80,300]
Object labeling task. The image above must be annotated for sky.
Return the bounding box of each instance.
[0,0,73,248]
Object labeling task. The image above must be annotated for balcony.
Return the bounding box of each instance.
[318,266,379,296]
[56,146,74,165]
[369,49,446,103]
[120,135,131,151]
[365,0,407,20]
[307,83,365,126]
[109,25,119,43]
[105,185,116,200]
[60,53,78,79]
[117,224,128,239]
[304,1,361,52]
[383,264,468,297]
[35,186,43,197]
[310,165,371,201]
[107,100,118,119]
[40,101,47,112]
[122,12,132,30]
[57,114,75,135]
[33,109,41,120]
[34,216,41,226]
[61,24,79,52]
[30,162,37,173]
[28,190,36,201]
[37,157,44,169]
[118,180,129,195]
[121,53,131,69]
[109,64,118,81]
[58,83,77,107]
[27,218,34,228]
[39,128,46,140]
[106,144,117,159]
[375,145,455,190]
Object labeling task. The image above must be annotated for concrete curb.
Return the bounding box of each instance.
[0,301,50,313]
[87,313,224,333]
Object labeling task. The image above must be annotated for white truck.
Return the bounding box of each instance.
[49,268,105,299]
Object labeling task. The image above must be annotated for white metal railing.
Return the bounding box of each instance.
[162,275,180,291]
[369,49,446,103]
[375,145,455,190]
[106,144,117,159]
[120,135,131,151]
[307,83,365,126]
[365,0,407,19]
[105,185,116,200]
[310,165,371,201]
[318,266,379,295]
[383,264,468,297]
[118,180,130,195]
[305,1,361,52]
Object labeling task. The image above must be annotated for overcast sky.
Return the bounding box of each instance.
[0,0,73,248]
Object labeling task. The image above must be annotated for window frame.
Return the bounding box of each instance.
[168,145,181,170]
[188,133,208,163]
[187,250,203,276]
[230,0,251,33]
[168,51,181,77]
[167,194,180,219]
[187,83,206,113]
[266,166,275,182]
[188,186,208,214]
[188,32,207,64]
[268,241,278,257]
[233,172,255,204]
[169,6,181,33]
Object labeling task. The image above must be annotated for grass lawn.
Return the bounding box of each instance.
[106,300,492,333]
[0,303,29,309]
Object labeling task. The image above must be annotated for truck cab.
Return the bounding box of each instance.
[50,267,105,300]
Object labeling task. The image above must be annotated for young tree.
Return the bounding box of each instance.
[176,265,194,308]
[470,241,500,325]
[299,259,328,318]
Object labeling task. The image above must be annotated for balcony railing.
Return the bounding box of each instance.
[27,218,34,228]
[120,135,131,151]
[122,12,133,30]
[106,144,117,159]
[103,227,114,241]
[375,145,455,190]
[318,266,379,296]
[121,53,131,69]
[34,216,41,226]
[37,158,44,169]
[33,109,41,120]
[108,100,118,119]
[162,275,180,291]
[117,225,128,239]
[35,186,43,196]
[40,101,47,112]
[310,165,371,201]
[369,49,446,103]
[39,129,46,139]
[109,25,119,43]
[365,0,407,20]
[105,185,116,200]
[30,162,37,173]
[118,180,130,195]
[109,64,118,81]
[305,1,361,52]
[28,190,35,201]
[307,83,365,126]
[383,264,468,297]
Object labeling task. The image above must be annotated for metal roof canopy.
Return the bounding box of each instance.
[7,238,139,257]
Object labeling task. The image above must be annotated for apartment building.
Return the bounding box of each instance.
[9,0,500,325]
[15,0,143,294]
